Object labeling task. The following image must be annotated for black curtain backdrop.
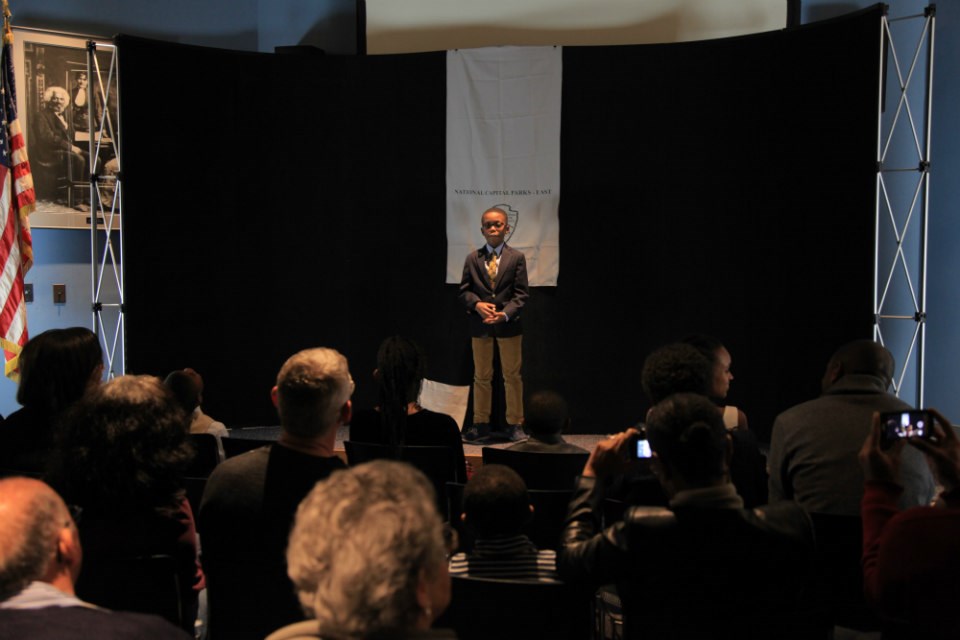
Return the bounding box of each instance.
[117,5,881,441]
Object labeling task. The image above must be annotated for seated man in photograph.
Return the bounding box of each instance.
[0,477,189,640]
[559,393,816,640]
[449,464,558,582]
[32,86,88,206]
[507,390,587,454]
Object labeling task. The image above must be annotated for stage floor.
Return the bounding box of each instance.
[228,425,607,469]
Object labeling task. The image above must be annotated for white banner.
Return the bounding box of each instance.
[446,46,561,287]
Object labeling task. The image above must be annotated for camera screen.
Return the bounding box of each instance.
[636,439,652,459]
[882,411,928,440]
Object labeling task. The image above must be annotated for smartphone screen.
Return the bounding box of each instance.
[880,410,933,447]
[635,438,652,459]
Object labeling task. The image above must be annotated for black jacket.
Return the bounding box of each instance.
[559,476,817,640]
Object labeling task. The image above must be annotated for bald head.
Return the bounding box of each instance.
[0,477,78,600]
[823,340,895,391]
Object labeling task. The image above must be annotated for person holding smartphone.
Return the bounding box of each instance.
[559,393,816,640]
[768,339,936,515]
[858,409,960,638]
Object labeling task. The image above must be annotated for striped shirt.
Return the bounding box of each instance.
[449,534,559,582]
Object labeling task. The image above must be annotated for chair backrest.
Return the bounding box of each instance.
[183,475,208,532]
[808,512,880,632]
[481,447,589,489]
[602,497,628,528]
[436,576,593,640]
[344,441,458,519]
[186,433,220,477]
[0,467,44,480]
[526,488,574,551]
[446,482,573,552]
[221,436,273,459]
[75,553,184,630]
[446,482,473,550]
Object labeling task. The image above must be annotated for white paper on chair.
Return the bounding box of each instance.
[418,379,470,430]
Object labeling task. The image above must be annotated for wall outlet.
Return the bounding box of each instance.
[53,284,66,304]
[23,283,33,303]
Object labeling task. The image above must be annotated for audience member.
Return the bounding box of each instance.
[858,408,960,639]
[349,336,467,482]
[0,327,103,474]
[449,464,558,582]
[268,460,454,640]
[507,390,587,454]
[200,347,352,640]
[640,342,767,507]
[46,375,203,632]
[681,333,749,430]
[640,342,713,406]
[559,393,815,640]
[768,339,935,515]
[164,367,229,458]
[0,477,190,640]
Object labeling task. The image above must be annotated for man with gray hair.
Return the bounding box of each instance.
[0,477,188,639]
[200,347,353,640]
[768,339,936,515]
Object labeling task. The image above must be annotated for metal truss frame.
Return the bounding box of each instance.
[86,41,124,377]
[873,5,935,405]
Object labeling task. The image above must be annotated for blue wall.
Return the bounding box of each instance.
[803,1,960,421]
[16,0,260,50]
[0,230,93,416]
[8,0,958,422]
[4,0,338,416]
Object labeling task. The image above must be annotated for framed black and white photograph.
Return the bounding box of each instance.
[13,28,120,229]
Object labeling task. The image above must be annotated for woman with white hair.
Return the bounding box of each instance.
[268,460,454,639]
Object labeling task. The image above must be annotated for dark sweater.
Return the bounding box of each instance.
[199,443,346,640]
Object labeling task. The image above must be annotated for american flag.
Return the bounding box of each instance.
[0,19,35,380]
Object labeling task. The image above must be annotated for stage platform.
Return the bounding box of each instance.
[228,425,607,469]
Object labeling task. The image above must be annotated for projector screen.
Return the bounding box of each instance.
[363,0,789,54]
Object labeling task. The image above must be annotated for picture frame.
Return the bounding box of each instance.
[13,27,120,230]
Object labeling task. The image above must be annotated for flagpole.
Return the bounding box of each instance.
[2,0,11,43]
[0,0,36,379]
